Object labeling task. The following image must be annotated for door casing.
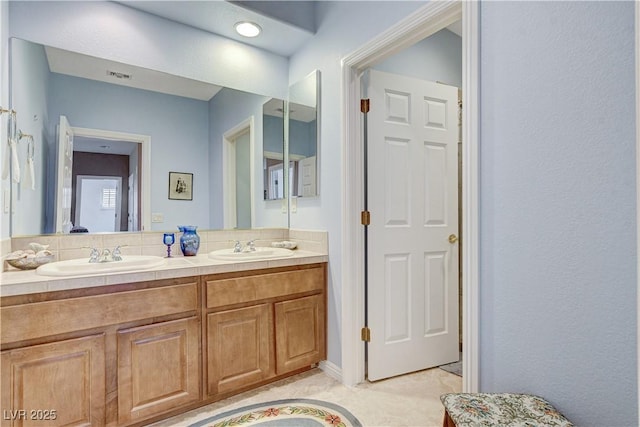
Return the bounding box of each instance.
[340,1,479,392]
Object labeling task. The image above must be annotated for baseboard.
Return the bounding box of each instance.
[319,360,343,383]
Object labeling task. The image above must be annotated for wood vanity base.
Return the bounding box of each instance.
[0,263,327,427]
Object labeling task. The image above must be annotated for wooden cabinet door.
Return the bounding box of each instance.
[275,294,325,374]
[207,304,273,396]
[1,334,106,427]
[117,317,200,425]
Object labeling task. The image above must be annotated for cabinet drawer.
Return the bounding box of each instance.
[1,282,198,344]
[206,266,325,308]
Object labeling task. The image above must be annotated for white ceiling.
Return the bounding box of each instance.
[45,46,223,102]
[115,1,315,58]
[74,136,138,155]
[45,3,461,103]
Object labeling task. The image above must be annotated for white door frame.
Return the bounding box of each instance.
[222,116,255,229]
[71,126,151,231]
[635,2,640,423]
[340,1,479,392]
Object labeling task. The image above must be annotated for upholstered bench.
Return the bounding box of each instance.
[440,393,574,427]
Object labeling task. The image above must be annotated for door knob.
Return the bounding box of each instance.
[448,234,458,244]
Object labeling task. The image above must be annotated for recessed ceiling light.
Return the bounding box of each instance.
[235,21,261,38]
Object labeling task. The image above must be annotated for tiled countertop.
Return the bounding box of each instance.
[0,250,328,297]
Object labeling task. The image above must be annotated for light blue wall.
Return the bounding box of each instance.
[10,38,50,236]
[49,74,210,231]
[264,115,284,153]
[1,1,9,239]
[208,87,287,229]
[288,0,429,370]
[290,119,316,158]
[374,27,462,88]
[479,2,636,425]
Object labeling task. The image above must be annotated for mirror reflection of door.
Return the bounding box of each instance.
[262,98,286,200]
[234,130,251,229]
[75,176,122,232]
[222,117,254,230]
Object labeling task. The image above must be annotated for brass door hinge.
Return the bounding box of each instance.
[361,99,370,113]
[361,210,370,226]
[361,327,371,342]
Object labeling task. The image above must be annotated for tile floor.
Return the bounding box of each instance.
[149,367,462,427]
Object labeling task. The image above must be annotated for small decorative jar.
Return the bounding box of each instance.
[178,225,200,256]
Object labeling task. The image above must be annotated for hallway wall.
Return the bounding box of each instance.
[478,2,636,425]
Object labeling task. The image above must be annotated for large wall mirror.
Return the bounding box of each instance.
[9,38,289,237]
[261,70,320,202]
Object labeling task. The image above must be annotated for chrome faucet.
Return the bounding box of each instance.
[112,246,123,261]
[245,239,256,252]
[87,246,124,263]
[99,249,111,263]
[233,240,243,253]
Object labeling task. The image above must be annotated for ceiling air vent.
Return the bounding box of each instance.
[107,70,132,80]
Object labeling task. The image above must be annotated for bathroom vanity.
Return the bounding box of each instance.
[0,256,327,426]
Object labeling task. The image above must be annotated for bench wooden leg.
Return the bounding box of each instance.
[443,410,456,427]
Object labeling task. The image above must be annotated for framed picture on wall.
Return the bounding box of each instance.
[168,172,193,201]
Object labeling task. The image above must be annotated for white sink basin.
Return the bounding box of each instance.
[209,247,294,261]
[36,255,166,277]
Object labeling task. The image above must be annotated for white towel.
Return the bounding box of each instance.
[8,138,20,183]
[24,156,35,190]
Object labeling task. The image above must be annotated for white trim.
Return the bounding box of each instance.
[318,360,342,383]
[263,150,305,162]
[71,126,151,232]
[340,0,479,390]
[461,0,479,394]
[635,1,639,422]
[222,116,255,229]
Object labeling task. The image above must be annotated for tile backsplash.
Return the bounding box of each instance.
[4,228,328,271]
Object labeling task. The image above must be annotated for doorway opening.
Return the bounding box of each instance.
[55,118,151,233]
[75,175,122,232]
[340,1,479,392]
[223,116,255,229]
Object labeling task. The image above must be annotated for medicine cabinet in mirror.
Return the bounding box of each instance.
[262,70,320,201]
[8,38,289,236]
[262,98,286,200]
[288,70,320,198]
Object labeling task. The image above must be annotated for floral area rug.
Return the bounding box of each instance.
[187,399,363,427]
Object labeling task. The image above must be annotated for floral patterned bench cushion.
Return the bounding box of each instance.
[440,393,574,427]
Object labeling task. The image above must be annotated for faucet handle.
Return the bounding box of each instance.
[85,247,100,263]
[233,240,243,253]
[246,239,256,251]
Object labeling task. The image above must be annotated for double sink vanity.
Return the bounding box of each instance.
[0,230,328,426]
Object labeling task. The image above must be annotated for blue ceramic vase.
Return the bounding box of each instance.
[178,225,200,256]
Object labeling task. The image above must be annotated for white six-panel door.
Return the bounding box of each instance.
[367,70,459,381]
[55,115,74,233]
